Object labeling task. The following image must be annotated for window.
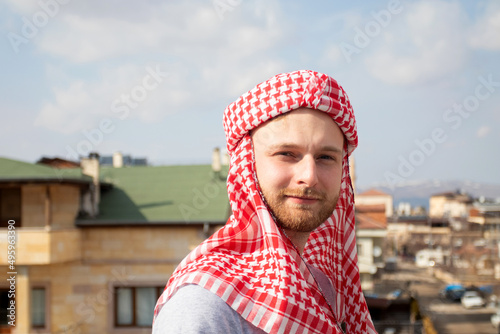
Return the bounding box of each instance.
[0,289,9,328]
[115,286,163,327]
[357,243,363,257]
[31,287,46,328]
[0,188,21,227]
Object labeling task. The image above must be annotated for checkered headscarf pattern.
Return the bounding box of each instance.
[154,70,376,333]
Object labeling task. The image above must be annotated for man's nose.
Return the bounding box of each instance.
[295,156,318,187]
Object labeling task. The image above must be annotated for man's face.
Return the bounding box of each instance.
[251,107,344,233]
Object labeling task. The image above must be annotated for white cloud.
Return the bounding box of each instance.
[468,1,500,51]
[477,126,491,138]
[3,0,44,15]
[34,81,95,134]
[321,44,344,66]
[38,13,174,63]
[364,0,468,85]
[32,0,288,134]
[35,63,191,134]
[34,1,282,64]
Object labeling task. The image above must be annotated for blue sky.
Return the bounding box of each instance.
[1,0,499,189]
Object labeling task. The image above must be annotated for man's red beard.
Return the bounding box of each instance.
[262,187,339,233]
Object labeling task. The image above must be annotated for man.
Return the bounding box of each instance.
[153,70,376,333]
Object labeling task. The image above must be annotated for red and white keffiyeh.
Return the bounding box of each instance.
[154,70,376,333]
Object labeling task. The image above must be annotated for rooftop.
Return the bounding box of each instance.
[430,190,474,202]
[81,164,230,224]
[356,213,387,230]
[355,204,386,213]
[0,157,92,184]
[0,157,230,224]
[358,189,390,197]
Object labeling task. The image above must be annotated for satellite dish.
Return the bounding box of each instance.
[373,246,382,257]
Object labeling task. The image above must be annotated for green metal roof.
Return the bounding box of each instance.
[94,164,230,223]
[0,157,230,224]
[0,157,92,183]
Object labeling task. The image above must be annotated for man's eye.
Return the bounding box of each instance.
[273,151,297,159]
[318,155,335,161]
[277,152,293,157]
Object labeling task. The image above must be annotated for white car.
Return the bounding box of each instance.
[461,291,485,309]
[492,310,500,329]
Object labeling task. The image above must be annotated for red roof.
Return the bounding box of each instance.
[356,213,387,230]
[37,157,80,168]
[357,189,390,197]
[355,204,386,213]
[469,208,480,217]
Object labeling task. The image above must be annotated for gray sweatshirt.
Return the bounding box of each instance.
[153,264,336,334]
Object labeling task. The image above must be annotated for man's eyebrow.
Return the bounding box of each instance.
[266,143,299,150]
[321,146,343,154]
[266,143,343,154]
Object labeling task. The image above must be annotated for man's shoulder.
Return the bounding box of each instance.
[153,284,266,334]
[170,284,226,307]
[157,284,228,320]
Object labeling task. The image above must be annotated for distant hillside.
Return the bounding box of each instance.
[358,180,500,209]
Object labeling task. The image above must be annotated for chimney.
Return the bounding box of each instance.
[222,151,230,165]
[212,147,221,173]
[113,151,124,168]
[81,152,100,217]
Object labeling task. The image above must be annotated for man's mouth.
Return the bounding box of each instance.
[286,195,320,200]
[282,188,324,201]
[284,192,323,205]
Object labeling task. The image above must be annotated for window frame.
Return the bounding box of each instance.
[30,282,50,333]
[357,242,364,257]
[112,284,164,329]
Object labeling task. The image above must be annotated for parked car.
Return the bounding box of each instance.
[461,291,486,309]
[491,310,500,329]
[440,284,466,302]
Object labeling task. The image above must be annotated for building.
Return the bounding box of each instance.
[429,190,473,219]
[386,215,426,258]
[466,200,500,278]
[100,152,148,167]
[355,189,394,217]
[468,201,500,234]
[415,248,446,267]
[36,157,81,169]
[355,189,390,291]
[356,213,387,290]
[0,155,229,334]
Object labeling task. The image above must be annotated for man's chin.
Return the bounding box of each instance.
[275,211,324,232]
[265,194,336,232]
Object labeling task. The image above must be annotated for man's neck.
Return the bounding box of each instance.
[283,229,311,254]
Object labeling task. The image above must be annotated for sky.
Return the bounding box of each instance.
[1,0,499,189]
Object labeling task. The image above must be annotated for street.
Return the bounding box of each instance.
[381,261,499,334]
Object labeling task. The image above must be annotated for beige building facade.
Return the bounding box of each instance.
[0,224,211,333]
[0,157,229,334]
[354,189,391,291]
[429,191,473,218]
[355,189,394,217]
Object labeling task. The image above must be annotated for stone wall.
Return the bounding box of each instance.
[21,184,80,228]
[0,225,208,333]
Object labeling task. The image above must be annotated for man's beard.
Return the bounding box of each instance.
[262,187,339,233]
